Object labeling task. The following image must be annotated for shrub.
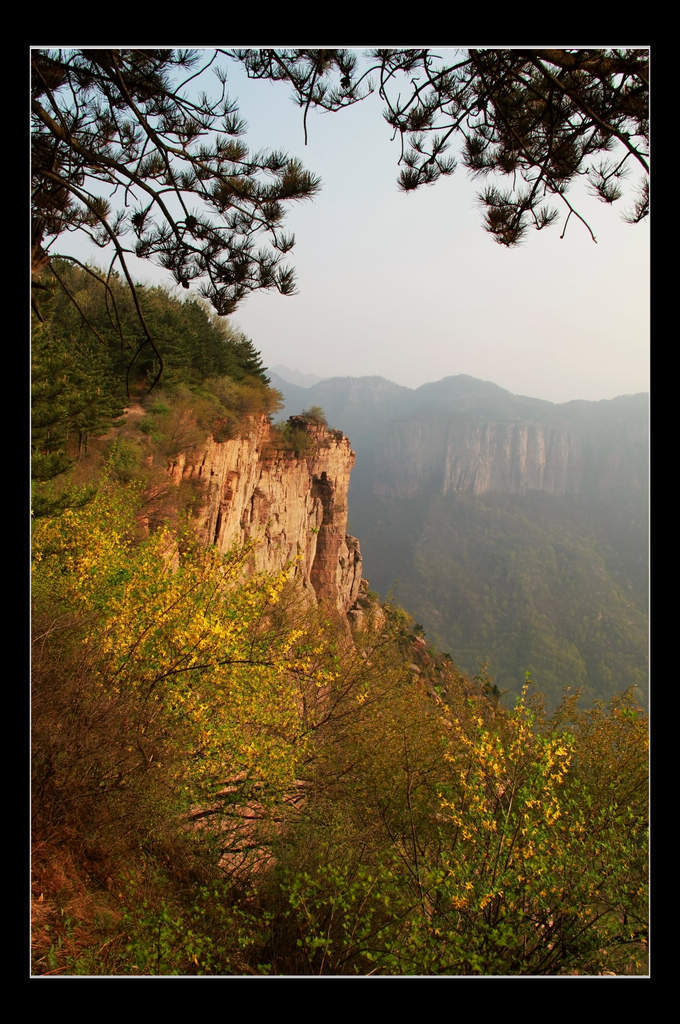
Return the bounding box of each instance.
[300,405,327,426]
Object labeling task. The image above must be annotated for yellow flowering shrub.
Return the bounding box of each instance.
[276,675,648,976]
[32,476,338,864]
[31,478,648,976]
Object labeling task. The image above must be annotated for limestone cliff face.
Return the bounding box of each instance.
[370,420,576,498]
[272,373,648,503]
[371,416,645,499]
[168,416,363,616]
[440,421,577,497]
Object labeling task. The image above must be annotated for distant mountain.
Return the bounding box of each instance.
[271,372,649,708]
[270,365,324,388]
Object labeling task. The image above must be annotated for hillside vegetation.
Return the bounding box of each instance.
[30,274,648,976]
[271,372,649,709]
[32,261,279,518]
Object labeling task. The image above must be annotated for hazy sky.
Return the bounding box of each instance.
[54,48,650,405]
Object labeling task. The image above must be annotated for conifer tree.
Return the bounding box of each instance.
[31,48,321,386]
[31,47,649,386]
[232,47,649,246]
[226,332,270,383]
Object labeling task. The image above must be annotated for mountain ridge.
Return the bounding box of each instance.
[270,369,648,408]
[269,369,649,707]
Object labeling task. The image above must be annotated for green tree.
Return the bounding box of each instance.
[31,469,342,879]
[30,260,282,520]
[31,313,125,516]
[273,669,648,976]
[232,48,649,244]
[222,331,270,384]
[31,48,321,386]
[32,47,648,384]
[300,406,327,425]
[39,260,273,393]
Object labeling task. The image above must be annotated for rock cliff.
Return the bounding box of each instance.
[167,416,363,617]
[270,373,649,501]
[371,413,647,499]
[374,419,580,498]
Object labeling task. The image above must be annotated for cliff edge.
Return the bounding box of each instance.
[167,415,363,617]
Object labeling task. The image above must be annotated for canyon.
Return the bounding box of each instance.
[270,372,649,502]
[131,370,650,708]
[269,372,649,707]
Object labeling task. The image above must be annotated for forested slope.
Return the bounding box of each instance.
[30,275,648,976]
[272,372,649,708]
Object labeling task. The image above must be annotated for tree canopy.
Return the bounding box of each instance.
[232,47,649,245]
[31,48,321,385]
[31,47,649,381]
[30,261,280,515]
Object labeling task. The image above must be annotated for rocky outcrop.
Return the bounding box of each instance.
[167,416,363,616]
[271,373,649,502]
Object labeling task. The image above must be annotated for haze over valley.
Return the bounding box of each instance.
[30,46,650,977]
[271,368,649,708]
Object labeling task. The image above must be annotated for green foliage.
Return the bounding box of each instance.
[32,49,321,322]
[300,405,327,425]
[35,260,274,398]
[106,438,144,483]
[270,679,648,976]
[32,472,331,817]
[269,419,315,457]
[31,311,125,515]
[31,466,345,974]
[31,261,282,520]
[233,48,648,245]
[266,407,344,459]
[31,416,648,978]
[113,870,272,975]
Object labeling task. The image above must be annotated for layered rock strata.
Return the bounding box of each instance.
[168,416,363,616]
[372,418,643,499]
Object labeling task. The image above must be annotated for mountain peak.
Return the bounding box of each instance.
[270,365,323,388]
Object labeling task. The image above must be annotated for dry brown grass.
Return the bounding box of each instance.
[31,837,124,975]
